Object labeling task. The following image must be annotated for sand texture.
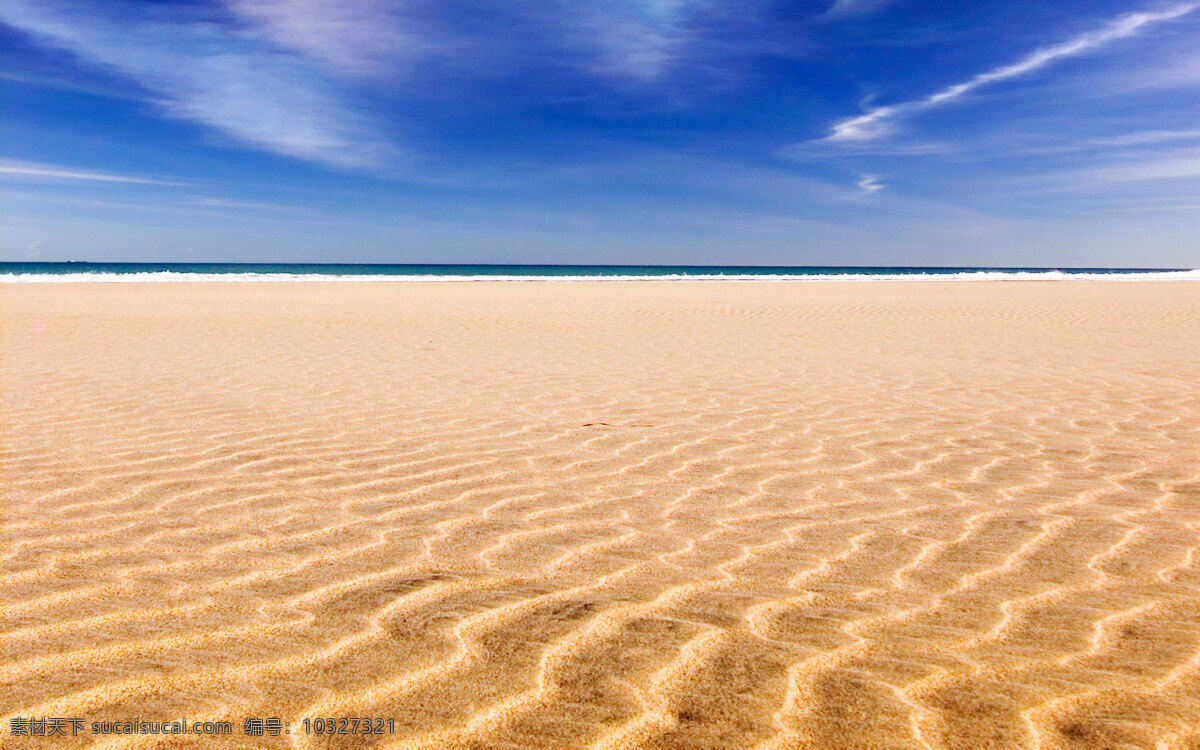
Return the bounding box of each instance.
[2,280,1199,749]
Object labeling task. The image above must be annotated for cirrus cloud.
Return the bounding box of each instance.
[1,0,401,170]
[824,2,1200,143]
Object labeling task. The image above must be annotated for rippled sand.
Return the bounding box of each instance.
[2,281,1199,749]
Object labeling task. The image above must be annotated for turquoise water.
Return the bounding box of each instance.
[1,262,1196,281]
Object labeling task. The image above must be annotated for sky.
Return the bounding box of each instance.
[2,0,1199,267]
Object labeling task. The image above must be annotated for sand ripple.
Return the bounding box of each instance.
[2,281,1198,748]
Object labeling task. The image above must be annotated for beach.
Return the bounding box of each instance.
[2,279,1198,749]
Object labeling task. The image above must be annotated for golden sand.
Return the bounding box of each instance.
[2,281,1198,749]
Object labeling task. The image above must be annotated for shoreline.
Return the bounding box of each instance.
[4,269,1200,283]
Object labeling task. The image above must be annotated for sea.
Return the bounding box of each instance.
[1,262,1198,282]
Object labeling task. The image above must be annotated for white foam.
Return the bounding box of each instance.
[2,270,1199,283]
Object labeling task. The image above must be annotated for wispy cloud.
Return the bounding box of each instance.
[778,140,952,160]
[1135,52,1200,89]
[0,70,149,101]
[0,160,185,185]
[191,197,304,211]
[570,0,690,78]
[0,0,400,170]
[1060,151,1200,185]
[824,3,1200,143]
[227,0,701,82]
[856,174,885,193]
[224,0,416,74]
[1,0,712,174]
[1083,128,1200,147]
[821,0,894,20]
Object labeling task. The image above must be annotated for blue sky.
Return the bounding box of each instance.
[2,0,1199,266]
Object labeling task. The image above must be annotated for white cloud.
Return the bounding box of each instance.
[1083,129,1200,147]
[1018,147,1200,194]
[0,0,399,170]
[230,0,696,81]
[825,2,1200,142]
[777,140,952,160]
[548,0,693,79]
[1138,53,1200,89]
[856,174,885,193]
[822,0,893,19]
[2,0,715,181]
[0,160,185,185]
[224,0,416,74]
[191,197,303,211]
[1068,152,1200,184]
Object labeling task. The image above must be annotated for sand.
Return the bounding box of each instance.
[1,280,1198,749]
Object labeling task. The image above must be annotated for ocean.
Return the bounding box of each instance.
[1,262,1197,282]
